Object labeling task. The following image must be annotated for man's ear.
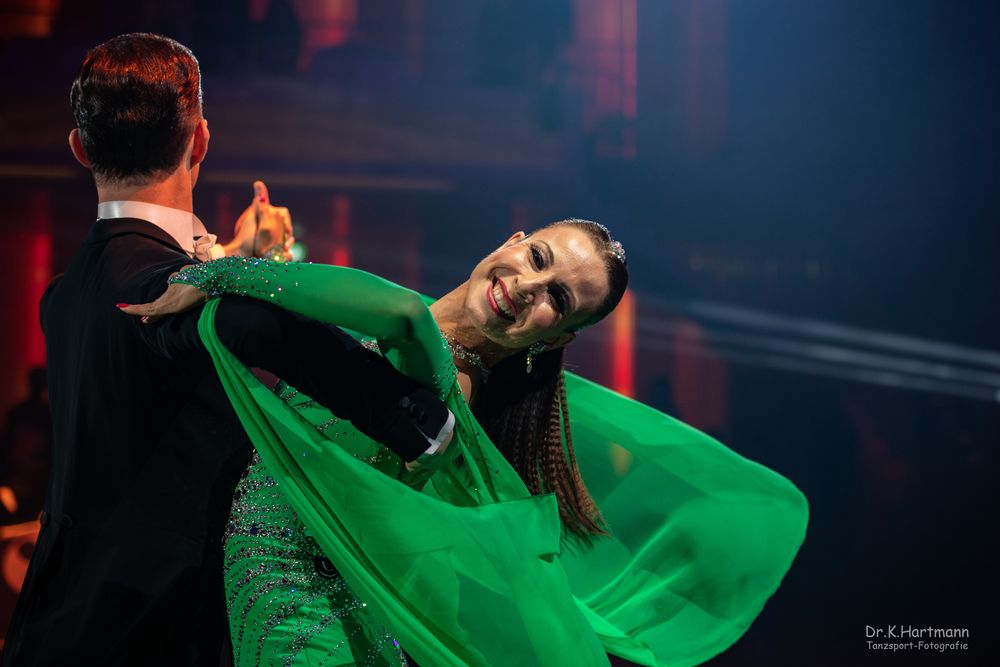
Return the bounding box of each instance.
[190,118,210,168]
[68,129,91,168]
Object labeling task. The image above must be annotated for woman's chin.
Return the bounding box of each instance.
[462,295,520,344]
[466,296,501,331]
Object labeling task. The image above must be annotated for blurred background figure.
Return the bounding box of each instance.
[0,368,50,653]
[0,367,51,525]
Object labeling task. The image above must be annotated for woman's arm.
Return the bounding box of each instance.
[125,257,452,394]
[171,258,428,345]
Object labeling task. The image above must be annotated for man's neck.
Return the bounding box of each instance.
[96,170,194,213]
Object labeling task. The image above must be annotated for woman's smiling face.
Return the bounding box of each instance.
[464,226,611,349]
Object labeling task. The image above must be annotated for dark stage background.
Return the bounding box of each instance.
[1,1,998,665]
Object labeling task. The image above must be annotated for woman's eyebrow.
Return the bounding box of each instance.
[541,239,577,311]
[541,239,556,267]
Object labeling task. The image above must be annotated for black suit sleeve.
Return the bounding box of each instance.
[136,294,446,462]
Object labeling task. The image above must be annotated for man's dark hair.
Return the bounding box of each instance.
[70,33,203,184]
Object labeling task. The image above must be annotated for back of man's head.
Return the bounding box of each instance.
[70,33,202,186]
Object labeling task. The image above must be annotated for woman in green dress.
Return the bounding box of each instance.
[126,219,808,667]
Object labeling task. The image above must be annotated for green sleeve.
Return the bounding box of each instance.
[171,257,452,392]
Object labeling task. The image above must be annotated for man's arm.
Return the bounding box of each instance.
[135,295,451,463]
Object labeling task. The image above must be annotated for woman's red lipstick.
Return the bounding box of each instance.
[486,277,516,321]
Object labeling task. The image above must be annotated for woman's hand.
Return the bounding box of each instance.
[223,180,293,259]
[117,278,208,324]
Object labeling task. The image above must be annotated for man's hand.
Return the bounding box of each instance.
[223,180,294,259]
[399,410,456,490]
[405,421,456,473]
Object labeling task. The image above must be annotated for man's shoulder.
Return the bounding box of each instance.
[51,220,195,304]
[94,219,195,279]
[87,217,188,256]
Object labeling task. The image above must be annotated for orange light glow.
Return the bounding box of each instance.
[1,520,39,595]
[611,288,635,397]
[0,487,17,514]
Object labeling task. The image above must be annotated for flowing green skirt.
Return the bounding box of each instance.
[201,299,808,666]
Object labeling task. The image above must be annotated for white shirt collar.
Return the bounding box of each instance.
[97,200,211,255]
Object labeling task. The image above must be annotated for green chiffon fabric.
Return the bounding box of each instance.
[192,260,807,666]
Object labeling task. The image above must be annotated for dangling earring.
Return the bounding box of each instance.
[526,341,546,374]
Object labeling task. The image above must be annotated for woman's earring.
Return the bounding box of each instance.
[526,341,546,374]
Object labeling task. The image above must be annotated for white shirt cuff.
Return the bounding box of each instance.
[422,409,455,456]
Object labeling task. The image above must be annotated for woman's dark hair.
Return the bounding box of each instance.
[70,33,203,184]
[473,219,628,546]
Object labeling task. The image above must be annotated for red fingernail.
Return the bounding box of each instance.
[116,303,129,308]
[140,316,149,323]
[258,194,266,202]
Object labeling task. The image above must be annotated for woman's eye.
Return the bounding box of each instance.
[550,288,567,314]
[531,245,544,269]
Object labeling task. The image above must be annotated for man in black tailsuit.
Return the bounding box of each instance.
[1,33,452,666]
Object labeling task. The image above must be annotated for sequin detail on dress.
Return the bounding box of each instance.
[224,371,408,667]
[170,256,298,302]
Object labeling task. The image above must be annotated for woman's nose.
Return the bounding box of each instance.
[515,276,545,304]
